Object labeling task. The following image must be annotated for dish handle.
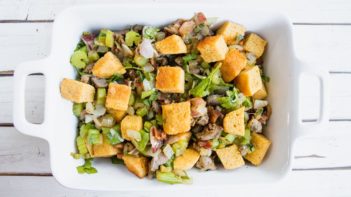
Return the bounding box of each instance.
[13,58,51,142]
[293,59,330,139]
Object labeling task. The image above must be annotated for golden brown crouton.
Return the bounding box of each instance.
[235,66,263,96]
[120,115,143,141]
[92,51,126,78]
[60,78,95,103]
[245,133,271,166]
[216,144,245,169]
[223,107,245,136]
[221,48,247,82]
[167,132,192,144]
[197,35,228,63]
[105,83,131,111]
[155,35,187,55]
[92,136,118,157]
[162,101,191,135]
[253,85,268,100]
[155,66,185,93]
[122,155,148,178]
[107,109,126,122]
[173,148,200,170]
[217,21,246,45]
[243,33,267,58]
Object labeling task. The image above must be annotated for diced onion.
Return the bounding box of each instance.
[85,114,94,123]
[143,63,154,72]
[127,130,141,141]
[163,144,174,159]
[86,102,94,114]
[142,79,154,91]
[140,39,155,58]
[229,44,244,51]
[254,100,268,109]
[92,104,106,117]
[246,52,257,65]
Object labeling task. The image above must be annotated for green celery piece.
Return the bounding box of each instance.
[88,50,99,62]
[189,64,221,97]
[70,50,89,69]
[106,127,124,145]
[134,54,148,67]
[143,121,153,132]
[141,89,156,99]
[156,171,184,184]
[96,88,106,105]
[172,139,188,157]
[72,103,83,117]
[136,107,148,117]
[76,136,88,154]
[105,30,114,48]
[97,29,107,45]
[76,159,97,174]
[143,26,159,40]
[87,129,103,145]
[132,129,149,152]
[125,30,141,47]
[225,134,235,144]
[79,123,94,138]
[241,128,251,145]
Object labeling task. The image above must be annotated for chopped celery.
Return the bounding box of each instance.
[141,89,156,99]
[172,139,188,156]
[143,121,153,132]
[134,54,148,67]
[241,128,251,145]
[128,93,135,106]
[160,165,172,173]
[211,138,219,149]
[132,129,149,152]
[97,29,107,45]
[96,88,106,105]
[143,26,159,40]
[87,129,103,145]
[156,171,190,184]
[125,30,141,47]
[156,114,163,125]
[225,134,235,144]
[70,50,89,69]
[79,123,94,137]
[189,64,221,97]
[136,107,148,117]
[70,152,81,159]
[88,50,99,62]
[106,127,124,145]
[76,159,97,174]
[72,103,83,117]
[76,136,88,154]
[105,30,114,48]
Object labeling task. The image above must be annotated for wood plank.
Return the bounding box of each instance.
[1,170,351,196]
[0,128,50,174]
[1,24,351,71]
[1,0,351,23]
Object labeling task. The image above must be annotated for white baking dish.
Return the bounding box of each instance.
[13,4,330,190]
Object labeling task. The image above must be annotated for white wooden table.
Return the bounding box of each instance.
[1,0,351,196]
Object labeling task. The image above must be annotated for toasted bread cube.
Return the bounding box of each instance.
[122,155,148,178]
[121,115,143,141]
[217,21,246,45]
[173,149,200,170]
[245,133,271,166]
[235,66,263,96]
[197,35,228,63]
[107,109,126,122]
[92,136,118,157]
[155,35,187,55]
[155,66,184,93]
[223,107,245,136]
[92,52,126,78]
[162,101,191,135]
[167,132,192,144]
[105,83,131,111]
[253,85,268,100]
[221,48,247,82]
[243,33,267,58]
[216,144,244,169]
[60,78,95,103]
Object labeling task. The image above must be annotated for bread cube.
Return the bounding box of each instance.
[155,66,184,93]
[235,66,263,96]
[162,101,191,135]
[253,85,268,100]
[92,51,126,78]
[217,21,246,45]
[245,133,271,166]
[155,35,187,55]
[223,107,245,136]
[122,155,148,178]
[173,148,200,170]
[197,35,228,63]
[107,109,126,122]
[105,83,131,111]
[121,115,143,141]
[92,136,118,157]
[60,78,95,103]
[243,33,267,58]
[216,144,244,169]
[221,48,247,82]
[167,132,192,144]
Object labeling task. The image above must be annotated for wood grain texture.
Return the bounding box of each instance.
[1,170,351,196]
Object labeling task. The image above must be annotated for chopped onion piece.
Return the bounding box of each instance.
[163,144,174,159]
[143,78,154,91]
[85,102,94,114]
[246,52,257,65]
[127,130,141,142]
[143,63,154,72]
[85,114,94,123]
[254,100,268,109]
[140,39,155,58]
[92,104,106,117]
[229,44,244,51]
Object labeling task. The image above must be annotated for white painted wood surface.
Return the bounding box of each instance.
[1,0,351,196]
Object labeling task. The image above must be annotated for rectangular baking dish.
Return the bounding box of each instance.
[13,3,329,190]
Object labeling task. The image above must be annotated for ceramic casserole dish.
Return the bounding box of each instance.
[13,3,329,190]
